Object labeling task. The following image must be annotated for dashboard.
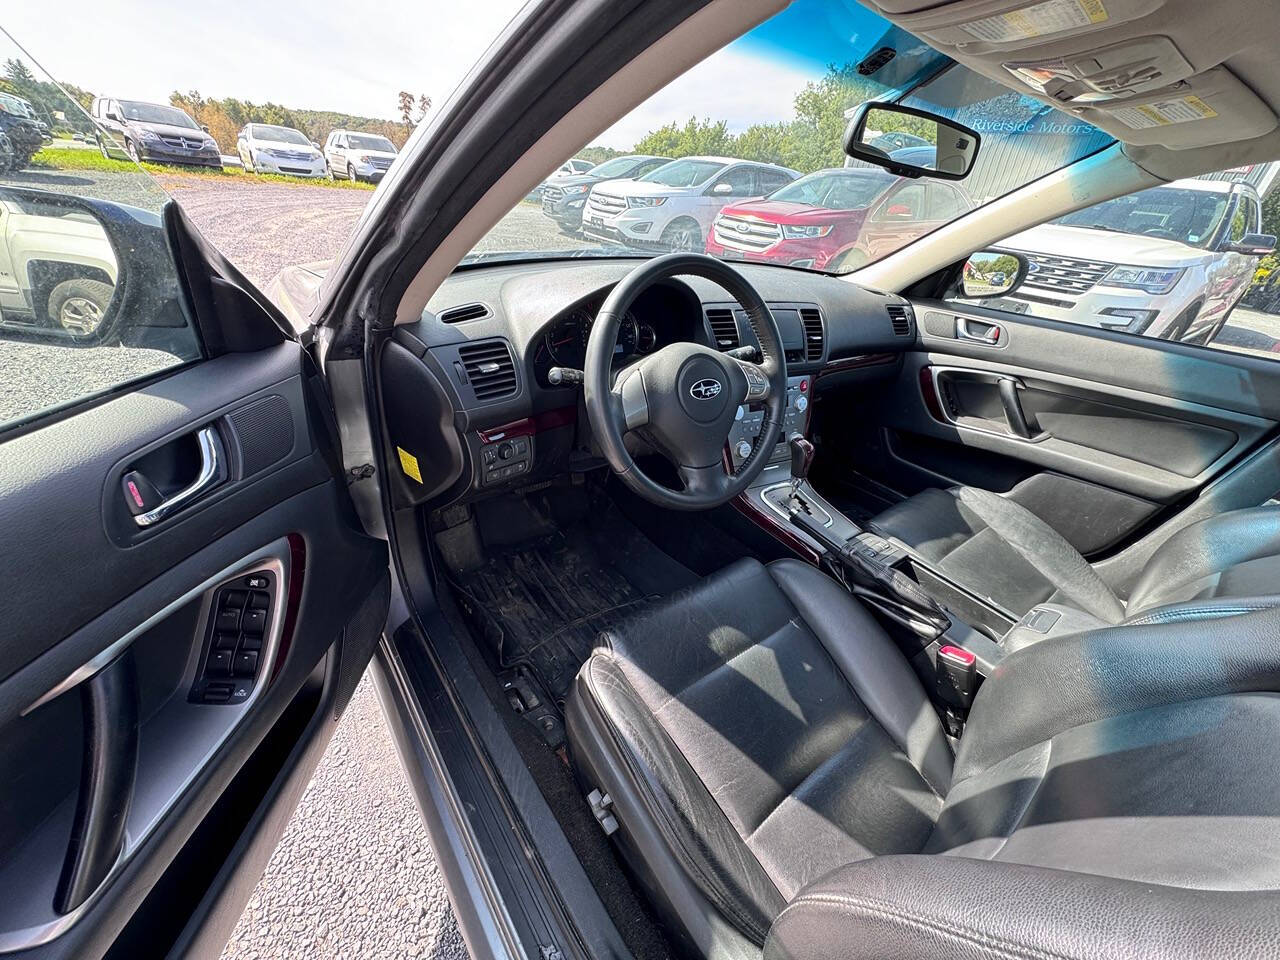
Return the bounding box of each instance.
[532,283,701,386]
[384,258,915,507]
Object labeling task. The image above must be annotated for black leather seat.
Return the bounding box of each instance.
[870,486,1280,625]
[567,557,1280,960]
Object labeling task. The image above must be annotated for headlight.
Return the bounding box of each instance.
[1101,265,1185,294]
[138,129,160,142]
[781,224,833,239]
[562,184,589,195]
[627,196,667,208]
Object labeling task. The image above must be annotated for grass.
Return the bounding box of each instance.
[29,143,376,191]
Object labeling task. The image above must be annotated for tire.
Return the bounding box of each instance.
[326,163,334,181]
[660,218,701,253]
[347,163,358,183]
[47,278,115,335]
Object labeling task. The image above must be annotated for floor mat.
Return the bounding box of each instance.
[450,504,696,710]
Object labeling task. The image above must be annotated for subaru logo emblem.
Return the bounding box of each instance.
[690,378,722,400]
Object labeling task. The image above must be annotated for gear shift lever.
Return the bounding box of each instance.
[788,433,815,490]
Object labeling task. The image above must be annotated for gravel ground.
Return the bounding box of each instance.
[218,675,468,960]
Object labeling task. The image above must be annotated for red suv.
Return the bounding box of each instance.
[705,166,974,271]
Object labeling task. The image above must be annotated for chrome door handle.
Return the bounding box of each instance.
[957,316,1002,345]
[133,427,221,527]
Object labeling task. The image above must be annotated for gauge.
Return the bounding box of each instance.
[614,312,638,359]
[635,323,657,354]
[542,308,591,368]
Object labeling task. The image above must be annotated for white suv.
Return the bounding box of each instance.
[323,130,398,182]
[236,123,326,179]
[582,157,798,252]
[998,179,1274,344]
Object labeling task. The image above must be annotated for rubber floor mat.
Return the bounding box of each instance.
[451,515,694,707]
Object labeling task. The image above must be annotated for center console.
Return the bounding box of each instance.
[728,374,812,469]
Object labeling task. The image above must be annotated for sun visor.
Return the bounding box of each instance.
[1075,66,1277,147]
[867,0,1162,55]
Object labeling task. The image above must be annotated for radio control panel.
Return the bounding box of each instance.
[728,376,811,468]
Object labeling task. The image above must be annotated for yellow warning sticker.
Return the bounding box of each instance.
[397,446,423,483]
[1112,95,1218,129]
[961,0,1108,44]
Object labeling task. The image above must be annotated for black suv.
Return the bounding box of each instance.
[90,97,222,169]
[0,92,44,171]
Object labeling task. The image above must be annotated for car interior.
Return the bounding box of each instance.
[5,0,1280,958]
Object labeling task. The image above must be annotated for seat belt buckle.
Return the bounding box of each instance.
[936,644,977,712]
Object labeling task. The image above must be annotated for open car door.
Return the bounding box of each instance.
[0,181,388,959]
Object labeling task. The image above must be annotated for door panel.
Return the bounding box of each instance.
[860,300,1280,555]
[0,342,388,959]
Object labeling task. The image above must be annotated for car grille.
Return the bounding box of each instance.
[270,148,314,161]
[159,135,207,151]
[713,215,780,251]
[541,186,564,204]
[586,192,626,218]
[368,156,393,169]
[1017,252,1112,296]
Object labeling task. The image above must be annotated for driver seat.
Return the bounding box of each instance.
[567,557,1280,960]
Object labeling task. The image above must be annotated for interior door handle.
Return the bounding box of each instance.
[957,317,1002,345]
[997,377,1037,440]
[133,427,221,528]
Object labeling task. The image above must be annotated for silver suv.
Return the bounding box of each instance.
[582,156,798,252]
[323,129,399,182]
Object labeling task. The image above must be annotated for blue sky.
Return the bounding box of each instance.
[1,1,933,151]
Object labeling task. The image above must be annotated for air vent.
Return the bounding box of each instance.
[439,302,491,324]
[887,303,913,337]
[457,340,517,401]
[800,308,824,362]
[706,308,740,350]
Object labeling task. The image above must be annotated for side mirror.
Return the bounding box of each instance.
[0,187,187,349]
[844,102,980,181]
[961,250,1029,299]
[200,124,210,133]
[1227,233,1277,256]
[711,182,734,196]
[105,110,122,122]
[311,140,321,150]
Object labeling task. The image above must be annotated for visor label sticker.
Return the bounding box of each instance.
[1112,95,1218,129]
[961,0,1109,44]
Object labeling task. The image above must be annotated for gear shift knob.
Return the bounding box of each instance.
[788,432,815,482]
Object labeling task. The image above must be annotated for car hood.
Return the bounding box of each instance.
[349,149,397,160]
[1002,222,1209,266]
[551,173,606,189]
[719,199,863,224]
[132,121,211,140]
[255,138,319,154]
[595,178,693,198]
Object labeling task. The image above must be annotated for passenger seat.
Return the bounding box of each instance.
[869,486,1280,632]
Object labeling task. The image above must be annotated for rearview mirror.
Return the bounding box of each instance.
[844,102,980,181]
[1227,233,1277,256]
[961,250,1029,299]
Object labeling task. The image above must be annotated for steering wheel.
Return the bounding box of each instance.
[584,253,787,511]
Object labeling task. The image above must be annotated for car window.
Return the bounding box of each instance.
[757,170,794,194]
[466,0,1114,273]
[0,45,202,432]
[928,183,967,220]
[634,158,669,177]
[949,166,1279,360]
[880,182,927,219]
[715,166,758,196]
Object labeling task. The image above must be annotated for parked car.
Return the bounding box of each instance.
[582,156,799,251]
[539,154,671,233]
[706,166,974,271]
[323,130,399,182]
[89,98,222,169]
[0,195,117,335]
[868,130,931,152]
[237,124,327,178]
[996,178,1275,343]
[550,158,593,180]
[0,92,44,170]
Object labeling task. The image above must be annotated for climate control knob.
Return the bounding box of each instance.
[736,440,754,459]
[795,394,809,412]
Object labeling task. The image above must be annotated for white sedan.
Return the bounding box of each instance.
[235,123,326,178]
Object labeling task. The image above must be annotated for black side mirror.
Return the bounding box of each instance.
[844,102,980,181]
[0,187,188,349]
[1226,233,1277,256]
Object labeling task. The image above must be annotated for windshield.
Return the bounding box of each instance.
[769,171,893,210]
[465,0,1114,274]
[1054,186,1230,248]
[589,156,646,178]
[640,159,725,188]
[252,124,310,145]
[348,133,396,152]
[121,101,197,128]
